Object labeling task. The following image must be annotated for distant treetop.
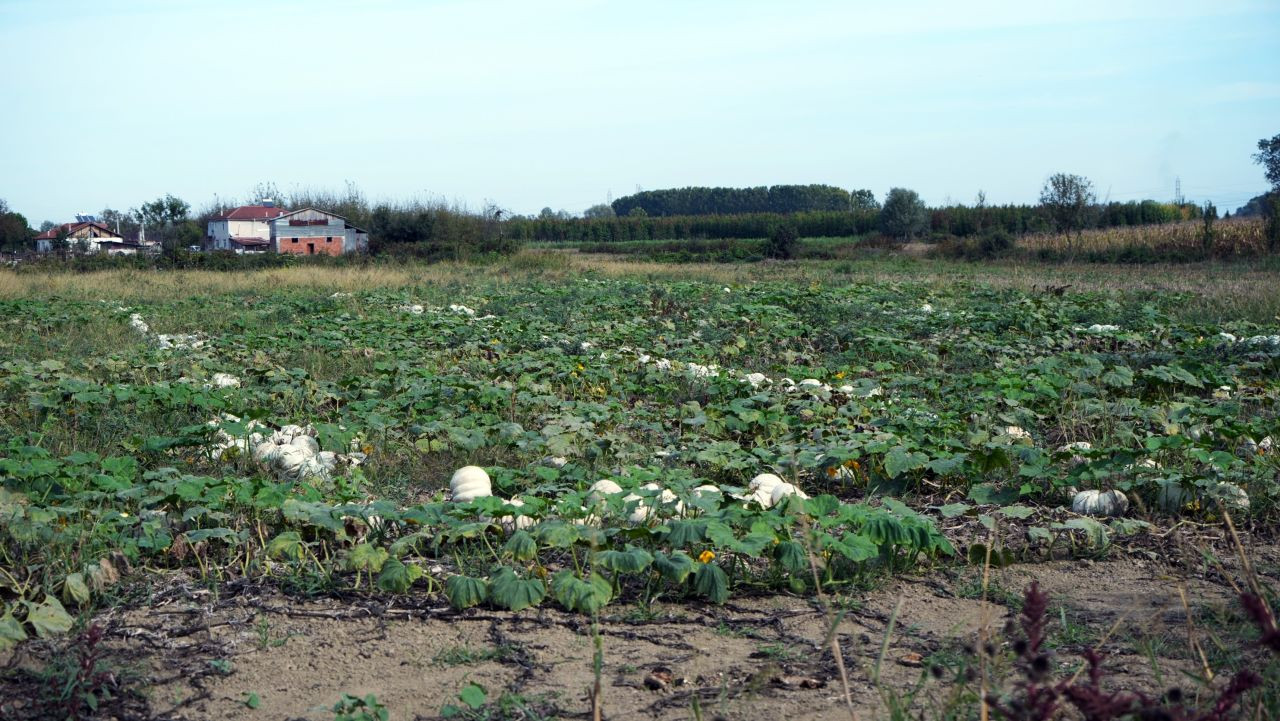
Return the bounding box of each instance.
[610,185,874,216]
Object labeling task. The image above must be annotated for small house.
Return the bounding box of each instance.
[34,221,138,254]
[269,207,369,256]
[206,202,288,252]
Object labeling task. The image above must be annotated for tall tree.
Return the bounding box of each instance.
[1253,133,1280,189]
[137,194,191,260]
[850,189,879,211]
[98,207,140,240]
[880,188,928,241]
[0,200,34,252]
[1255,133,1280,251]
[583,203,616,219]
[1039,173,1097,256]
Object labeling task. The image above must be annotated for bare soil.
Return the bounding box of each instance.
[4,528,1276,721]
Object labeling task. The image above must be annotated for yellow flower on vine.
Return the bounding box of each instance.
[698,550,715,564]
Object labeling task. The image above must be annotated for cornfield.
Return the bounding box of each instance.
[1019,218,1267,260]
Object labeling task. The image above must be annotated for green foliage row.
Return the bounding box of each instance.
[0,275,1277,645]
[610,184,865,216]
[507,201,1207,244]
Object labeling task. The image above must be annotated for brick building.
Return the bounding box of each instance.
[269,207,369,256]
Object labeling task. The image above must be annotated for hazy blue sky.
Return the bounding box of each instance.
[2,0,1277,223]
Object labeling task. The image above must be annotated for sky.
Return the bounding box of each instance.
[1,0,1278,224]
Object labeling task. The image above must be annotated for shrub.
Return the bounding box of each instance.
[881,188,928,241]
[764,223,799,259]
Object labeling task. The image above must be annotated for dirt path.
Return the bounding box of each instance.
[5,547,1255,721]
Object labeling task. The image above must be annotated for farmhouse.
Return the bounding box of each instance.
[34,221,140,255]
[206,202,288,252]
[270,207,369,256]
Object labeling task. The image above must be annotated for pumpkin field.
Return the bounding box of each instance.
[1,254,1278,720]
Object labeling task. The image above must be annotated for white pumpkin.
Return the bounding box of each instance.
[588,479,624,501]
[1003,426,1031,441]
[1072,489,1128,517]
[1209,482,1250,512]
[253,441,282,464]
[692,484,722,498]
[496,498,535,531]
[770,482,809,505]
[640,483,683,513]
[622,493,649,523]
[209,372,241,388]
[798,378,823,388]
[290,434,320,455]
[749,473,784,495]
[274,445,313,475]
[450,466,492,502]
[1243,436,1273,456]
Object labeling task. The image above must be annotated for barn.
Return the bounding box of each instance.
[269,207,369,256]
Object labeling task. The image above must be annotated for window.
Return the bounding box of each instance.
[292,238,299,243]
[326,237,333,243]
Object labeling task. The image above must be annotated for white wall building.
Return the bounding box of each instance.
[206,202,288,252]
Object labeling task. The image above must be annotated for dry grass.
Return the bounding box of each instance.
[2,248,1278,323]
[1020,217,1266,257]
[0,265,423,301]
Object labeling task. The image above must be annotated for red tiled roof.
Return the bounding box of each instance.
[34,221,122,241]
[214,205,289,221]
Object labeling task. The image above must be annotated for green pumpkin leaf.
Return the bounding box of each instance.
[774,540,808,574]
[63,572,91,607]
[663,520,707,547]
[550,570,613,614]
[533,520,582,548]
[376,558,422,593]
[502,530,538,561]
[184,527,237,543]
[998,504,1035,519]
[884,446,928,479]
[347,542,389,573]
[653,550,696,584]
[692,562,729,604]
[25,595,74,638]
[593,545,653,574]
[0,606,28,651]
[444,575,488,610]
[265,531,304,560]
[458,682,487,710]
[489,567,546,612]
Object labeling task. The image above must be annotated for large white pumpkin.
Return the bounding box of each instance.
[588,479,623,503]
[290,434,320,455]
[1072,489,1128,517]
[622,493,649,523]
[770,482,809,505]
[749,473,784,496]
[451,466,492,502]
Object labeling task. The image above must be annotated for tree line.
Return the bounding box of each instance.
[607,184,879,217]
[505,197,1208,244]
